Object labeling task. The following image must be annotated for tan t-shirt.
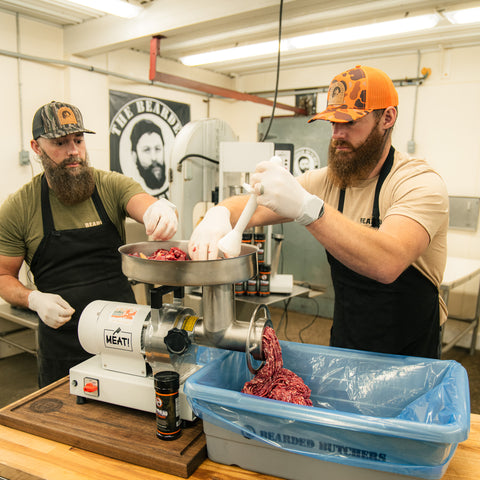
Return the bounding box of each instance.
[299,149,449,324]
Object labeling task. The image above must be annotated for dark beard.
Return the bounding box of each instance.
[327,125,387,188]
[136,159,166,190]
[41,151,95,205]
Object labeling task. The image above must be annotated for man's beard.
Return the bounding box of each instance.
[136,160,166,190]
[327,125,387,188]
[40,151,95,205]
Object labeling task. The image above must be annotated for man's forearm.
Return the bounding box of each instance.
[219,196,288,228]
[0,276,32,308]
[306,204,429,284]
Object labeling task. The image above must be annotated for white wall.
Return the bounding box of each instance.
[1,10,479,347]
[0,10,264,200]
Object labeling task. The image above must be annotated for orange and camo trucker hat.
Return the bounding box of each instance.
[309,65,398,123]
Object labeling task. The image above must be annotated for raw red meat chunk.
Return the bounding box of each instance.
[242,326,312,406]
[129,246,188,261]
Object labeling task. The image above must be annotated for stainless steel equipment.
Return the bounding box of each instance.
[69,241,272,420]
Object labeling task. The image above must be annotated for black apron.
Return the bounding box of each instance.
[326,147,440,358]
[30,175,136,387]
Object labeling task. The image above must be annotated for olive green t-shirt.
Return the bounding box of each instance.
[0,169,145,265]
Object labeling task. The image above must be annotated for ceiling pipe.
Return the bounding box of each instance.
[0,47,206,97]
[149,36,307,115]
[249,69,431,98]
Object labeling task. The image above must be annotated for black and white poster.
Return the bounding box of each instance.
[293,146,321,176]
[109,90,190,198]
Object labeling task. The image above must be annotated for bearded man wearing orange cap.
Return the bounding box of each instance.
[189,65,448,359]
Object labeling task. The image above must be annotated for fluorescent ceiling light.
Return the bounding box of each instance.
[66,0,142,19]
[180,14,440,66]
[444,6,480,24]
[181,41,279,66]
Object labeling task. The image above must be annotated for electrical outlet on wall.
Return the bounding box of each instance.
[19,150,30,166]
[407,140,416,154]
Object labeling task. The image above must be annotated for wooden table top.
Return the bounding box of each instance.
[0,411,479,480]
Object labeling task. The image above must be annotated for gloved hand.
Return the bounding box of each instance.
[188,206,232,260]
[28,290,75,329]
[143,198,178,240]
[251,161,323,225]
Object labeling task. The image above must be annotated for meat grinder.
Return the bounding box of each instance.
[69,240,272,421]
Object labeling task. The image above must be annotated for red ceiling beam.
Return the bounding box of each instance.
[149,36,306,116]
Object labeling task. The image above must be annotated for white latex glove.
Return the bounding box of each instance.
[188,206,232,260]
[251,161,323,225]
[143,198,178,240]
[28,290,75,329]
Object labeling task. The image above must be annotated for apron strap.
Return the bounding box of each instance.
[336,146,395,228]
[371,146,395,228]
[40,175,55,235]
[90,185,111,224]
[338,188,346,213]
[40,175,108,233]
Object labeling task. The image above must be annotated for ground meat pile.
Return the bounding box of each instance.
[129,247,188,261]
[242,326,312,406]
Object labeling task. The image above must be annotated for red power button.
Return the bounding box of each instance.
[83,378,99,396]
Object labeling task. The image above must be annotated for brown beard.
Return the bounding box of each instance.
[136,159,166,190]
[40,151,95,205]
[327,124,387,188]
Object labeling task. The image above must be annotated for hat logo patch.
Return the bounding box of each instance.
[328,80,346,106]
[57,107,78,126]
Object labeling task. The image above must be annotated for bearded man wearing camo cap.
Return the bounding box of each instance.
[189,65,448,358]
[0,101,178,387]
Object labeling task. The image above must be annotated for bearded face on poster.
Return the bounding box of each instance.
[130,119,166,191]
[110,91,191,199]
[117,115,172,198]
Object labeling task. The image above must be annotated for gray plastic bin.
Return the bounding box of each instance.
[184,342,470,480]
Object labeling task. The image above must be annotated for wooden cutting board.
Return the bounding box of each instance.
[0,377,206,478]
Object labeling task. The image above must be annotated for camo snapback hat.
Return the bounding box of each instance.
[309,65,398,124]
[32,101,95,139]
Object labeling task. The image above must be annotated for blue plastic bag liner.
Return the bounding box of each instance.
[195,345,228,365]
[184,342,470,479]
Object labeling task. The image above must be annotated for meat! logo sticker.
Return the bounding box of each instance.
[104,327,133,351]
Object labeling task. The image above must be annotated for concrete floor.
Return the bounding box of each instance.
[0,350,38,408]
[0,306,479,414]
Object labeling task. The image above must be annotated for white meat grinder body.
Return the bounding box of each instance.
[69,240,272,421]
